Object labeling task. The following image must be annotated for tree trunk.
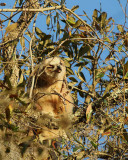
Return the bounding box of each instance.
[0,1,40,159]
[2,0,39,88]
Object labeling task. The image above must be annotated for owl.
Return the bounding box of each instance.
[32,57,73,141]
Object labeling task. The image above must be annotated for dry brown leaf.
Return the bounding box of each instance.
[5,23,18,35]
[86,103,92,123]
[103,82,115,96]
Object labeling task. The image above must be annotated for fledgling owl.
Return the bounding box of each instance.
[32,57,73,140]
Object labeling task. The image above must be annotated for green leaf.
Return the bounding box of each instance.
[25,103,32,112]
[118,45,123,52]
[73,20,82,28]
[66,67,74,76]
[46,15,50,26]
[60,19,66,24]
[61,0,65,5]
[90,140,98,148]
[123,129,128,142]
[44,35,51,40]
[75,61,89,67]
[117,24,124,33]
[95,72,104,79]
[67,19,76,25]
[125,107,128,113]
[92,9,98,20]
[63,58,71,67]
[50,2,59,6]
[80,72,86,82]
[25,31,32,37]
[124,72,128,79]
[103,82,115,96]
[101,12,107,22]
[69,77,78,82]
[20,36,25,51]
[67,17,76,25]
[57,21,60,35]
[104,37,111,43]
[124,37,128,47]
[78,82,85,98]
[75,70,85,82]
[106,17,113,25]
[73,146,81,152]
[35,27,46,39]
[105,25,111,32]
[71,5,79,12]
[124,61,128,75]
[79,45,90,56]
[5,121,19,132]
[83,55,94,60]
[18,0,23,6]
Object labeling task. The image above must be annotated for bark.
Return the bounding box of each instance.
[0,1,40,159]
[2,0,40,88]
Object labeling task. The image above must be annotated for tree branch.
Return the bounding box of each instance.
[0,6,62,13]
[62,7,100,39]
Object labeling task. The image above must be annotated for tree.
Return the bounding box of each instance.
[0,0,128,159]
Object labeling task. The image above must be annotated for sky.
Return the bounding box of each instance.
[1,0,127,36]
[1,0,127,78]
[0,0,127,81]
[2,0,128,26]
[66,0,127,25]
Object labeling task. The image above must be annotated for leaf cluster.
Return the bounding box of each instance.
[0,0,128,159]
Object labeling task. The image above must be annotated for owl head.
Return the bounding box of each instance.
[35,57,66,85]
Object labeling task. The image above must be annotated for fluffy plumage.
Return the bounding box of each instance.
[33,57,73,141]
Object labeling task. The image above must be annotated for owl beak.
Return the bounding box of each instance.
[56,65,62,73]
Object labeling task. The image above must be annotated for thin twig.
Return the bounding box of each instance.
[8,0,17,26]
[34,92,77,107]
[29,13,39,98]
[47,38,69,57]
[62,6,100,39]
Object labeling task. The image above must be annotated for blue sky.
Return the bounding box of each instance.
[2,0,128,25]
[1,0,127,76]
[66,0,127,25]
[1,0,127,36]
[0,0,127,83]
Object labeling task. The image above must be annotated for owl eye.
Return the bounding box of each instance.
[60,61,63,66]
[47,65,54,69]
